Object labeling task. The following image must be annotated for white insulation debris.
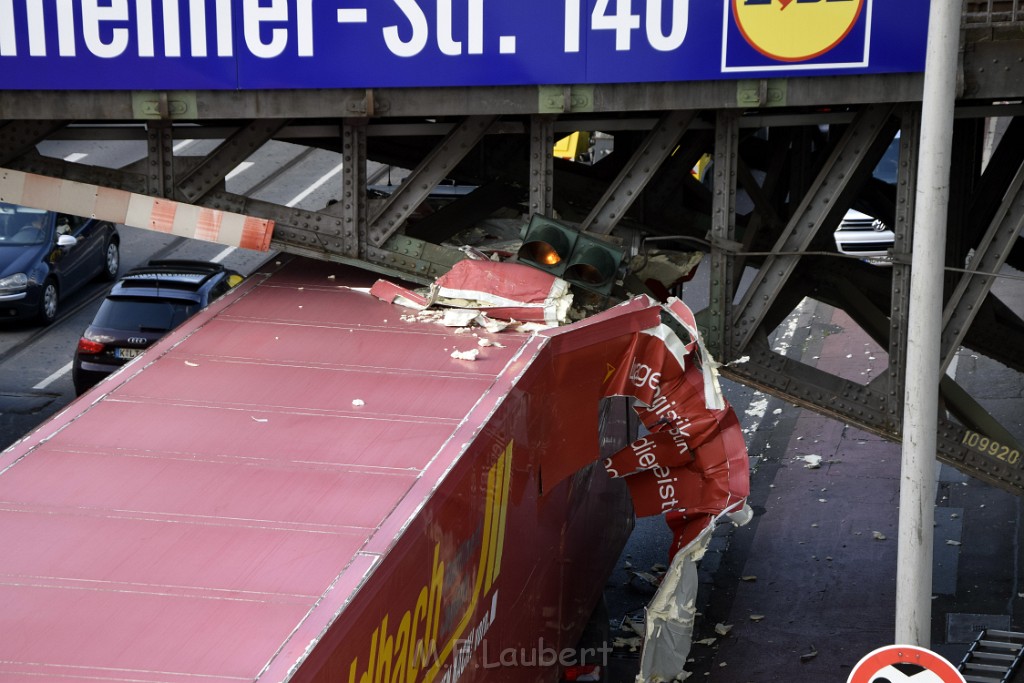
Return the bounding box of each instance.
[799,454,823,469]
[636,524,711,681]
[636,502,752,682]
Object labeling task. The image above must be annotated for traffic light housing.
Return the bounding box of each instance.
[518,215,624,294]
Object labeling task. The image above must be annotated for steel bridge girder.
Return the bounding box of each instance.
[731,103,898,351]
[367,115,498,247]
[940,151,1024,372]
[176,119,290,203]
[582,110,697,236]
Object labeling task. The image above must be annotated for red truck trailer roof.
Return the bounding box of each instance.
[0,256,746,683]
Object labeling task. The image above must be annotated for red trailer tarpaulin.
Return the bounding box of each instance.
[0,257,748,683]
[374,263,750,554]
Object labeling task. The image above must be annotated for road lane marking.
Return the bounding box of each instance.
[212,246,236,262]
[34,361,73,390]
[226,161,254,180]
[286,162,343,208]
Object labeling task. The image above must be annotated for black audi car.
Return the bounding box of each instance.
[72,259,243,395]
[0,202,120,324]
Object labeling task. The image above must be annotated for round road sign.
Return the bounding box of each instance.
[848,645,966,683]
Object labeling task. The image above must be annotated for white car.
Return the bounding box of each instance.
[833,133,900,264]
[833,208,895,263]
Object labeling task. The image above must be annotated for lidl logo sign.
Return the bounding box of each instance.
[722,0,872,73]
[735,0,864,61]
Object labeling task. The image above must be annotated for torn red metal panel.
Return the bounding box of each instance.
[531,295,750,552]
[372,260,749,560]
[0,256,747,683]
[369,278,431,308]
[432,259,572,324]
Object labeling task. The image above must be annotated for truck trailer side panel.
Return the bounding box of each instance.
[0,257,639,683]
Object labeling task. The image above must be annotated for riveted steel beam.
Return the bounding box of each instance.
[706,110,741,361]
[367,115,498,247]
[940,149,1024,373]
[176,119,289,202]
[341,119,368,260]
[731,103,898,351]
[881,110,921,427]
[146,121,176,199]
[720,343,1024,496]
[940,375,1024,458]
[720,343,898,434]
[2,149,148,194]
[582,110,696,236]
[367,235,464,283]
[0,120,70,166]
[529,115,555,218]
[184,185,462,283]
[937,405,1024,497]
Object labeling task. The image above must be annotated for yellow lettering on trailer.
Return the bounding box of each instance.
[347,441,513,683]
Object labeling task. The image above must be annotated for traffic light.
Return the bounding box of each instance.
[517,214,624,294]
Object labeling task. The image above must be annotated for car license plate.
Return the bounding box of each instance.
[115,347,143,360]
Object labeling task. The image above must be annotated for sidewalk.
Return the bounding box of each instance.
[686,300,1024,681]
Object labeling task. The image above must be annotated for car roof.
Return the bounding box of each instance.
[111,260,231,298]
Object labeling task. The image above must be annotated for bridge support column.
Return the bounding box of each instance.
[529,115,555,217]
[896,0,961,648]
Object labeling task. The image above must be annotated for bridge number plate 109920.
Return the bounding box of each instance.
[962,429,1022,467]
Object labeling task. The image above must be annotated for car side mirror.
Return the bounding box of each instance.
[57,234,77,248]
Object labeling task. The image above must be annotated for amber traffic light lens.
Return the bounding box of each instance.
[522,242,561,266]
[518,224,571,270]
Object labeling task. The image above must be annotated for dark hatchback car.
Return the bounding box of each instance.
[72,259,243,395]
[0,202,120,324]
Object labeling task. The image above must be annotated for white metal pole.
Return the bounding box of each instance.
[895,0,962,646]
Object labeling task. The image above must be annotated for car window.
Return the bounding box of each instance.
[873,136,901,185]
[56,214,86,235]
[210,279,231,301]
[0,205,50,245]
[93,297,201,331]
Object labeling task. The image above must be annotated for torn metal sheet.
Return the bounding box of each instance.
[372,259,573,325]
[379,267,752,682]
[538,295,749,551]
[636,523,709,683]
[636,504,753,683]
[629,249,704,298]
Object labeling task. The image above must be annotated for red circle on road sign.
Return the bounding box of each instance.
[848,645,965,683]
